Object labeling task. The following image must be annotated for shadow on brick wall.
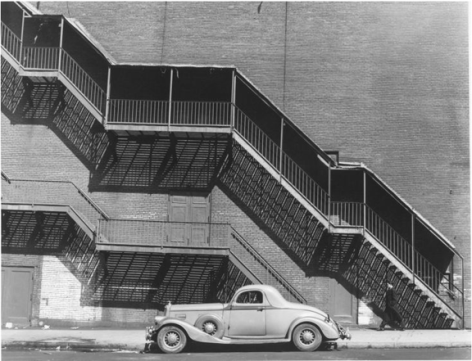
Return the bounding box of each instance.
[2,209,251,311]
[1,64,110,172]
[218,143,325,274]
[90,252,251,310]
[89,133,231,194]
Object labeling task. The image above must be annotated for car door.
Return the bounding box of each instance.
[228,290,266,337]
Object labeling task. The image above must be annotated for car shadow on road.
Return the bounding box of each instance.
[147,341,339,354]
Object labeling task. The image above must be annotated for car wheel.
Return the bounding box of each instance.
[194,315,225,339]
[292,323,323,352]
[157,326,187,354]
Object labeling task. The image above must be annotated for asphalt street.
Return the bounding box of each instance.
[2,347,471,361]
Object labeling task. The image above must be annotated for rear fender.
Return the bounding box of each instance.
[158,318,230,344]
[287,317,339,341]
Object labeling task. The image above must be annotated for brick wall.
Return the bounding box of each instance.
[36,4,469,319]
[3,1,469,326]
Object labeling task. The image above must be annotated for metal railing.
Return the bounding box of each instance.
[59,50,106,114]
[330,201,363,227]
[108,99,169,124]
[230,228,307,304]
[364,205,463,317]
[22,46,59,70]
[1,22,21,62]
[233,106,329,216]
[365,206,412,269]
[234,107,280,169]
[281,152,329,215]
[107,100,232,126]
[171,101,232,126]
[1,178,109,223]
[97,218,230,248]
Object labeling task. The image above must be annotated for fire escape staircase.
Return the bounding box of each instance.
[1,1,464,327]
[1,173,306,304]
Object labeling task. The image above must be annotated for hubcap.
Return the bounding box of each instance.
[165,331,180,347]
[202,321,217,335]
[300,329,315,345]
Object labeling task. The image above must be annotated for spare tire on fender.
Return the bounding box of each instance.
[194,314,225,339]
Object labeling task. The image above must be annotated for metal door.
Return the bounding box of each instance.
[168,195,209,245]
[2,267,34,325]
[329,278,356,325]
[189,197,209,244]
[169,196,189,245]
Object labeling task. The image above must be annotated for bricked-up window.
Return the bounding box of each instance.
[168,194,211,245]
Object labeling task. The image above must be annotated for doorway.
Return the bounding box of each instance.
[2,266,34,325]
[168,195,210,245]
[329,278,357,325]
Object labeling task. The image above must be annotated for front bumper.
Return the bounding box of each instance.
[145,326,158,342]
[335,321,352,340]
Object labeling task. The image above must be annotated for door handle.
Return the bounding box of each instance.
[257,307,264,312]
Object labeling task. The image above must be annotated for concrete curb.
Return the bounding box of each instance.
[338,342,472,349]
[2,341,144,352]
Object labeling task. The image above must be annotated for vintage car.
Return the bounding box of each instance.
[146,284,351,354]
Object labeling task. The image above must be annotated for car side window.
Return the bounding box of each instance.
[236,291,263,304]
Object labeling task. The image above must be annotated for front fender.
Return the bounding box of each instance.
[287,316,340,341]
[157,318,230,344]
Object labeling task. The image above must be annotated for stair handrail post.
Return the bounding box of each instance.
[231,70,236,132]
[168,68,174,132]
[412,211,415,284]
[279,118,284,182]
[57,17,64,73]
[19,10,25,66]
[105,66,111,126]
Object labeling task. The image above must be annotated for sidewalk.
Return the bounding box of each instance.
[1,327,470,351]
